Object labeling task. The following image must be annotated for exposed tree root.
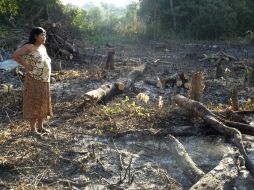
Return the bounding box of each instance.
[165,135,205,183]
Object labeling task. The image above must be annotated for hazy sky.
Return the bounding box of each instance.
[61,0,137,7]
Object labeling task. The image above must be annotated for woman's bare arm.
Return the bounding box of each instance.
[12,44,33,71]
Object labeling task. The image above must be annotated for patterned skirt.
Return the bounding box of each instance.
[23,74,53,120]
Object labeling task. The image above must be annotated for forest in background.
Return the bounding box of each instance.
[1,0,254,43]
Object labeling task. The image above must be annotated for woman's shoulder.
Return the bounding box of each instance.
[22,44,34,52]
[41,44,47,50]
[22,43,33,48]
[13,43,34,56]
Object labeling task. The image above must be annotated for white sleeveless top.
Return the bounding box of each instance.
[23,50,51,82]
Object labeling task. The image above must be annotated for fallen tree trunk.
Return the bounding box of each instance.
[216,117,254,136]
[83,82,124,107]
[145,72,190,89]
[224,109,249,124]
[83,63,150,107]
[158,73,183,88]
[221,51,237,61]
[190,152,239,190]
[143,78,160,87]
[228,110,254,115]
[212,110,254,116]
[212,109,254,134]
[173,95,254,177]
[126,63,149,89]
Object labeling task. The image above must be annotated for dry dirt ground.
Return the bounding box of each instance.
[0,41,254,189]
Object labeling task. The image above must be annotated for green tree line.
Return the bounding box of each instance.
[140,0,254,40]
[0,0,254,41]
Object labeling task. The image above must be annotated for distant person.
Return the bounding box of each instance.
[12,27,52,134]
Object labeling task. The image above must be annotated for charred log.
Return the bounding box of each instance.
[83,82,124,107]
[153,73,190,89]
[125,63,150,89]
[216,118,254,136]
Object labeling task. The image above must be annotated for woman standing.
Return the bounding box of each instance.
[13,27,52,133]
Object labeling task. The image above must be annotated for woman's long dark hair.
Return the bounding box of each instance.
[25,27,46,45]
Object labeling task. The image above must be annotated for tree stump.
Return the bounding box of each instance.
[216,62,224,78]
[244,67,254,86]
[105,48,115,70]
[230,87,239,111]
[189,72,205,102]
[56,61,62,71]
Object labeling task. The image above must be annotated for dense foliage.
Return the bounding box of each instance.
[138,0,254,40]
[0,0,254,40]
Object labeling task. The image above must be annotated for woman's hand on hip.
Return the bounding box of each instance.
[24,62,33,71]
